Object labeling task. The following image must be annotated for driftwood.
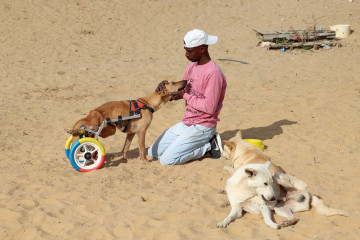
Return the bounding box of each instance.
[254,27,340,50]
[254,29,336,42]
[266,39,338,50]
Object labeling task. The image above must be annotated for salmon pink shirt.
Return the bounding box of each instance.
[182,60,227,128]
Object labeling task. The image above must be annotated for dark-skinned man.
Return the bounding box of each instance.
[148,29,227,165]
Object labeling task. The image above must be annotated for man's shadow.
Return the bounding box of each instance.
[102,119,297,167]
[194,119,297,162]
[220,119,298,141]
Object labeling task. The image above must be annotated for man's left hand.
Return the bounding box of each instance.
[169,91,184,101]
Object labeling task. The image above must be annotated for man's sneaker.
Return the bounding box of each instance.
[209,133,223,159]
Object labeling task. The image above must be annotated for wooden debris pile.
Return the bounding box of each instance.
[254,27,341,50]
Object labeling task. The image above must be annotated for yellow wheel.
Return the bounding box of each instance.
[69,137,106,172]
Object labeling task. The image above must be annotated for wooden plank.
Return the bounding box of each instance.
[267,40,338,49]
[254,29,336,42]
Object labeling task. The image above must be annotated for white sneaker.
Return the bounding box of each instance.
[209,133,223,159]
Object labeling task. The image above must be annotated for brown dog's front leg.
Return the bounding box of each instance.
[122,133,135,159]
[137,131,148,161]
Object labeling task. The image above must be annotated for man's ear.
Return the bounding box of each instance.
[223,140,236,151]
[199,45,207,53]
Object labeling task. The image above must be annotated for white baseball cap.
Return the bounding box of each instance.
[183,29,218,48]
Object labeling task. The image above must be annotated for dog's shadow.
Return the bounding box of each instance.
[103,152,128,168]
[221,119,298,141]
[103,148,157,168]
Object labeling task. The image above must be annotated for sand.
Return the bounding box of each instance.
[1,0,359,239]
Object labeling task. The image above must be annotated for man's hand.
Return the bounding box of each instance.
[169,91,184,101]
[155,80,169,93]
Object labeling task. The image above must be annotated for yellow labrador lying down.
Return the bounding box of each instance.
[217,131,349,229]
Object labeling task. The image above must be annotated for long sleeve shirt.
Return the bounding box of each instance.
[182,60,227,128]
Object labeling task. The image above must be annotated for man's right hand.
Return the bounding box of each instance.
[155,80,169,93]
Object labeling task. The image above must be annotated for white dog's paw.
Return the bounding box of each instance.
[272,224,280,229]
[268,222,280,229]
[216,221,229,228]
[279,218,299,228]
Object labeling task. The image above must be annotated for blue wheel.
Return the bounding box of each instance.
[68,137,106,172]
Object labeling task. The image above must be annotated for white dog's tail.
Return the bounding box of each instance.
[311,194,349,217]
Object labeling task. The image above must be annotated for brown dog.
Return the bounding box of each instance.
[67,81,186,161]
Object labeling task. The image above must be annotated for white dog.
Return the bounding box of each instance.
[216,161,282,229]
[272,172,349,220]
[217,131,349,229]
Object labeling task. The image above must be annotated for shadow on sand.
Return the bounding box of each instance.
[220,119,298,141]
[102,119,297,167]
[103,147,157,168]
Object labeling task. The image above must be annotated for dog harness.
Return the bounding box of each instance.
[113,100,154,133]
[128,100,154,115]
[79,100,154,139]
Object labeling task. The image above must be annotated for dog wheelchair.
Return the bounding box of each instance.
[65,113,141,172]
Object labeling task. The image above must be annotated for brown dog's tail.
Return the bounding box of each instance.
[310,194,349,216]
[66,116,97,136]
[65,128,84,135]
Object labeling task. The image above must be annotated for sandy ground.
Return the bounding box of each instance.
[1,0,359,239]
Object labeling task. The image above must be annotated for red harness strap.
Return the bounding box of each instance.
[121,100,154,132]
[129,100,154,114]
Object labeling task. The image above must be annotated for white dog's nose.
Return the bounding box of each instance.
[297,195,305,202]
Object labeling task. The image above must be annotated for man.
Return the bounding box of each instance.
[147,29,227,165]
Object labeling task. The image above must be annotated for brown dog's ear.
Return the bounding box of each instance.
[245,168,257,178]
[160,89,169,97]
[159,82,170,96]
[223,140,236,151]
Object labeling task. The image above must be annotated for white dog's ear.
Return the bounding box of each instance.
[235,130,243,139]
[273,172,294,188]
[264,161,271,168]
[223,140,236,151]
[245,168,257,178]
